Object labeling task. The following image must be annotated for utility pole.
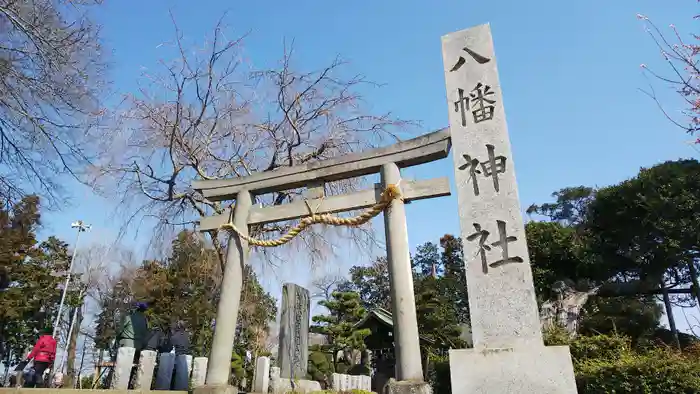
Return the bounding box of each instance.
[52,221,91,338]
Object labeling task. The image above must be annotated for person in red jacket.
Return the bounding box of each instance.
[24,327,56,388]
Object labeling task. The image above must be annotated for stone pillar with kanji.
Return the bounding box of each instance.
[442,23,578,394]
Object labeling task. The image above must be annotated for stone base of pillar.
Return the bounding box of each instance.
[384,379,432,394]
[270,378,322,393]
[449,346,578,393]
[193,384,238,394]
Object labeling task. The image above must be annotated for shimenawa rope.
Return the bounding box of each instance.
[220,183,403,247]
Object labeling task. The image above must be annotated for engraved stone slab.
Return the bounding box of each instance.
[442,23,577,393]
[361,375,372,391]
[331,373,342,391]
[134,349,157,389]
[111,346,135,390]
[351,375,361,390]
[443,23,542,350]
[191,357,208,388]
[253,356,270,394]
[277,283,310,379]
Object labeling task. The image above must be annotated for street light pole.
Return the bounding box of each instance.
[52,221,90,338]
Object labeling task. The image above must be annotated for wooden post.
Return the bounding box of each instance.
[206,190,252,386]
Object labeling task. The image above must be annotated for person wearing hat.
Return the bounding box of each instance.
[117,302,150,351]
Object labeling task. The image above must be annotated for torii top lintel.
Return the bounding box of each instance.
[192,128,451,202]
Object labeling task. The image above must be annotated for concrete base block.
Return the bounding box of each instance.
[384,380,432,394]
[193,385,238,394]
[270,378,322,393]
[449,346,578,394]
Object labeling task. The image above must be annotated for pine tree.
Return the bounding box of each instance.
[439,235,469,323]
[415,276,465,350]
[310,291,371,372]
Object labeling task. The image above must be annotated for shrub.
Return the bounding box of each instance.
[308,351,334,383]
[528,327,700,393]
[569,333,629,363]
[576,348,700,393]
[427,354,451,394]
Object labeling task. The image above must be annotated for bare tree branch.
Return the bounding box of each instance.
[638,9,699,141]
[90,14,418,271]
[0,0,108,207]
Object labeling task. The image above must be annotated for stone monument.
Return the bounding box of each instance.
[191,357,209,388]
[252,356,270,394]
[134,349,157,390]
[442,23,578,393]
[110,346,135,390]
[278,283,311,379]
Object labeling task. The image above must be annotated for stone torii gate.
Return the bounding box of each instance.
[192,129,452,394]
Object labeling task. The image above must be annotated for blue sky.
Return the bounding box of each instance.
[40,1,699,331]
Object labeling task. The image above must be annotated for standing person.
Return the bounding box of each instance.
[116,302,149,351]
[170,320,190,356]
[24,327,56,388]
[116,302,150,389]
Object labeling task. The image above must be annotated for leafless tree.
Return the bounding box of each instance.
[64,243,127,387]
[91,15,416,270]
[0,0,107,207]
[311,274,345,302]
[638,5,699,143]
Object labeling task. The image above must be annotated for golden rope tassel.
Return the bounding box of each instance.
[220,183,403,247]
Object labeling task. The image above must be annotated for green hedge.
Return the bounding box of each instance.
[545,328,700,393]
[576,348,700,393]
[429,330,700,394]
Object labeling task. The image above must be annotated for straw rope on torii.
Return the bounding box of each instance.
[219,183,403,247]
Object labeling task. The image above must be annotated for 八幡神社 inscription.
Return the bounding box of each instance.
[454,82,496,126]
[443,24,578,393]
[458,144,507,196]
[466,219,523,274]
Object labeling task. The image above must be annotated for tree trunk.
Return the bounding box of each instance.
[93,349,104,389]
[688,262,700,304]
[76,340,88,388]
[65,305,83,388]
[661,284,681,350]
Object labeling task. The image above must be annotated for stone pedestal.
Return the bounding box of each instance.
[385,380,432,394]
[191,357,209,388]
[449,346,577,393]
[110,346,135,390]
[253,356,270,393]
[270,378,322,394]
[193,385,239,394]
[134,349,157,389]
